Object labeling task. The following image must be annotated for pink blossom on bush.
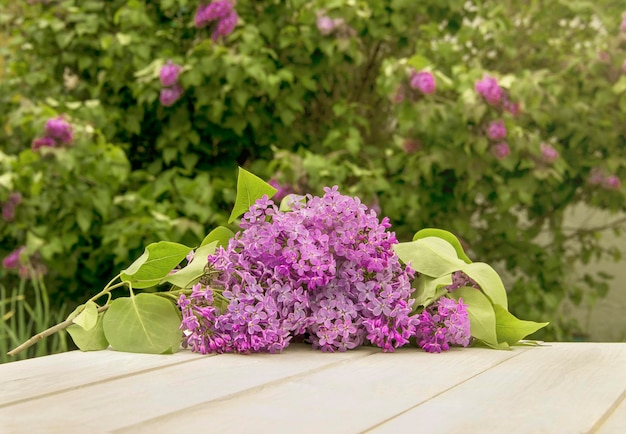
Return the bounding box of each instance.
[588,168,605,186]
[475,75,503,105]
[44,117,73,144]
[621,13,626,32]
[160,85,184,107]
[3,247,24,269]
[195,1,238,41]
[503,98,521,116]
[159,61,182,87]
[603,175,621,190]
[491,142,510,160]
[487,120,507,140]
[32,136,56,150]
[2,192,22,222]
[409,70,436,94]
[540,143,559,163]
[316,15,336,35]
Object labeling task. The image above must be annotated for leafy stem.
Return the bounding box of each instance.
[7,305,110,357]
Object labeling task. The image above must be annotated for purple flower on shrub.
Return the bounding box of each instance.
[588,168,605,186]
[414,297,471,353]
[32,136,56,150]
[3,247,25,269]
[44,117,73,144]
[621,13,626,32]
[409,70,436,94]
[487,120,507,140]
[160,85,184,107]
[491,142,510,160]
[475,75,503,105]
[195,1,238,41]
[603,175,621,190]
[160,61,182,87]
[540,143,559,164]
[316,15,336,35]
[1,192,22,222]
[503,98,521,116]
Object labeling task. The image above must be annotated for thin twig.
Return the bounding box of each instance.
[7,305,109,357]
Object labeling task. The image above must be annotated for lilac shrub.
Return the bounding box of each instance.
[179,188,468,354]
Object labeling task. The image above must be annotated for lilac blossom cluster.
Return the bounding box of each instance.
[588,168,621,191]
[159,61,184,107]
[475,75,520,115]
[32,117,73,151]
[195,0,238,41]
[1,192,22,222]
[409,70,436,95]
[415,297,471,353]
[179,187,422,354]
[2,246,47,279]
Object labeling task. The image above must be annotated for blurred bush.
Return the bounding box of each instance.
[0,0,625,340]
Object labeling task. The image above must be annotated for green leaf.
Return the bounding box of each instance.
[411,274,452,309]
[163,241,218,288]
[102,293,181,354]
[407,54,432,70]
[412,228,472,263]
[494,304,549,346]
[450,287,506,350]
[67,312,109,351]
[228,167,277,224]
[393,237,465,278]
[70,301,99,331]
[120,241,192,289]
[460,262,508,309]
[201,226,235,248]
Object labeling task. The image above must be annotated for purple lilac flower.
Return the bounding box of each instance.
[475,75,503,105]
[195,1,238,41]
[32,136,56,151]
[179,187,418,354]
[414,297,471,353]
[603,175,621,190]
[160,61,182,87]
[409,70,436,94]
[540,143,559,164]
[621,13,626,32]
[44,117,72,144]
[487,120,507,141]
[3,247,25,269]
[268,179,294,203]
[492,142,510,160]
[503,98,521,116]
[2,192,22,222]
[160,85,184,107]
[588,168,606,186]
[445,271,479,291]
[317,15,336,35]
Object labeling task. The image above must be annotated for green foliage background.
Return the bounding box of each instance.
[1,0,625,341]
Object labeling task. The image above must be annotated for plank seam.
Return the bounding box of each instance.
[111,348,380,433]
[360,346,533,433]
[587,389,626,434]
[0,353,218,410]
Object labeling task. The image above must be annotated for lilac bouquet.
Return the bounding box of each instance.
[8,169,547,358]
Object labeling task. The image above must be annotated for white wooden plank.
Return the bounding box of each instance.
[0,349,206,407]
[114,345,531,433]
[0,344,377,433]
[369,343,626,434]
[596,391,626,434]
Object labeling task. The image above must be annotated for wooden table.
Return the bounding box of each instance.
[1,342,625,433]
